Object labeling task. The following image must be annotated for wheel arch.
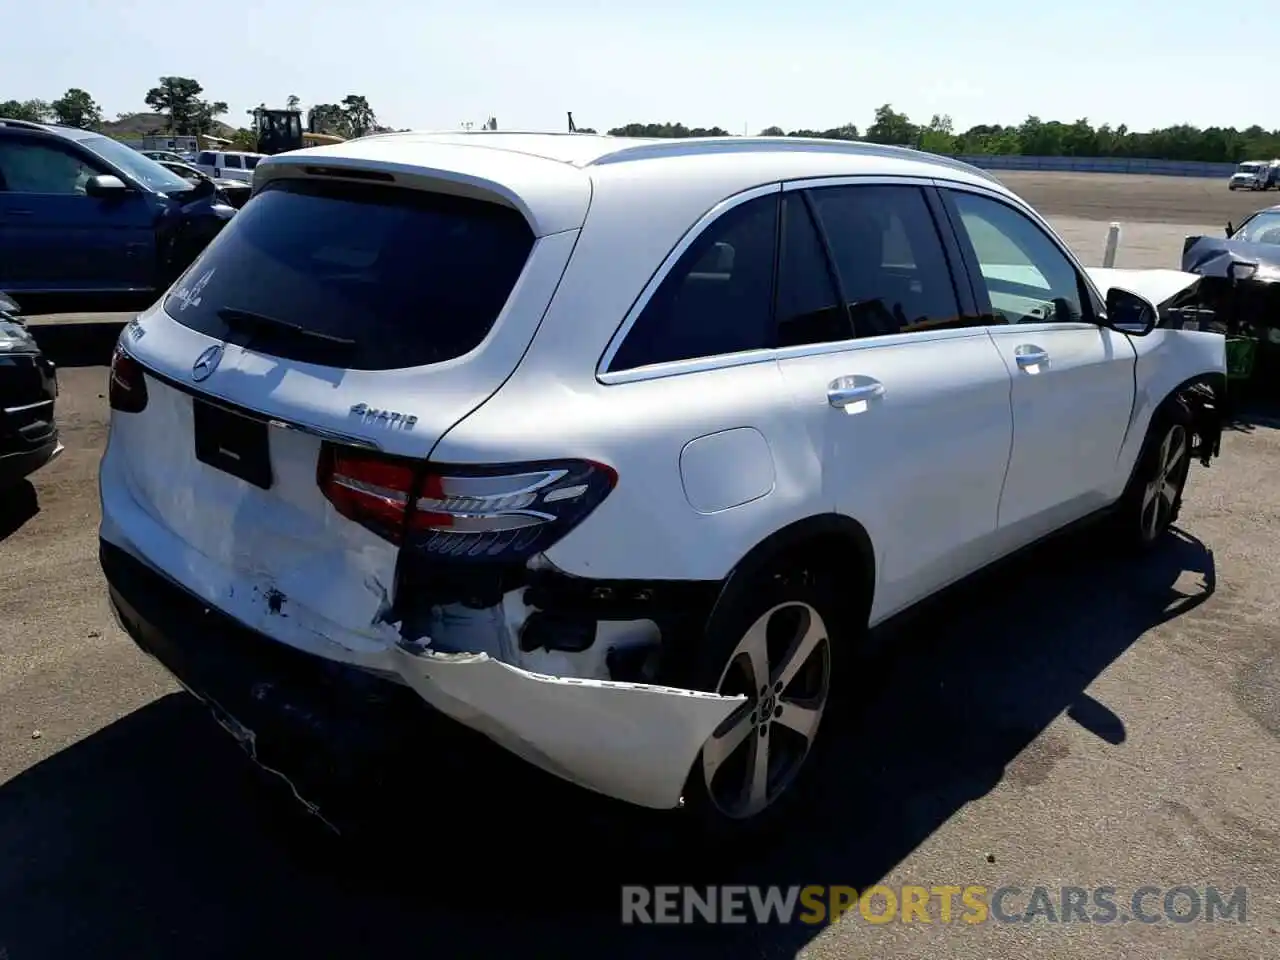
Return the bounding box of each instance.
[1121,368,1225,499]
[706,513,877,642]
[1150,370,1226,464]
[1126,327,1228,475]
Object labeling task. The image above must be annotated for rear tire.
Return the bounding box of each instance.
[681,564,855,842]
[1111,397,1193,550]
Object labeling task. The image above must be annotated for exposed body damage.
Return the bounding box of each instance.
[1181,208,1280,347]
[390,641,741,809]
[101,411,744,811]
[1084,267,1202,315]
[1085,267,1227,471]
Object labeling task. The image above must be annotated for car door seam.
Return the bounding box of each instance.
[984,327,1018,528]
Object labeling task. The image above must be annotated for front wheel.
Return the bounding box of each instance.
[682,570,851,838]
[1112,399,1193,549]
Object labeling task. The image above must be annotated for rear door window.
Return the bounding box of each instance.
[775,192,850,348]
[222,155,243,169]
[607,192,779,372]
[163,178,536,370]
[807,184,966,337]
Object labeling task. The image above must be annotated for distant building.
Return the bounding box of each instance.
[118,134,202,154]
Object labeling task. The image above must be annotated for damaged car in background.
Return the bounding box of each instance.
[99,132,1228,841]
[1181,203,1280,388]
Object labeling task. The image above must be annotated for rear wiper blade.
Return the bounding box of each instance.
[217,307,357,348]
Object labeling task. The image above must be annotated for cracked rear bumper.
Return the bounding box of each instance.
[101,539,742,814]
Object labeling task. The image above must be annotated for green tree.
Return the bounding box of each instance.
[864,104,916,145]
[0,99,52,122]
[918,114,956,154]
[340,94,377,137]
[190,98,229,136]
[286,94,301,111]
[227,128,258,150]
[144,76,225,135]
[607,122,730,137]
[308,103,346,135]
[50,88,102,129]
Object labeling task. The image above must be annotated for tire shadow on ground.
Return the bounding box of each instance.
[0,526,1215,960]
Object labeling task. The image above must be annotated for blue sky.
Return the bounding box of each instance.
[5,0,1274,134]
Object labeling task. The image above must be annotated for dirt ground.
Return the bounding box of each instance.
[996,171,1276,227]
[1,174,1278,960]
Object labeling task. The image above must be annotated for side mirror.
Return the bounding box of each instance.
[85,174,129,198]
[1226,221,1235,238]
[1106,287,1158,336]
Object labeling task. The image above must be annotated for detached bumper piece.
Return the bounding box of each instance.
[101,539,744,822]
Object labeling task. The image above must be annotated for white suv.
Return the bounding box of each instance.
[193,150,265,183]
[99,132,1227,835]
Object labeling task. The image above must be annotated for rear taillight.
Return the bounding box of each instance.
[317,444,617,561]
[108,344,148,413]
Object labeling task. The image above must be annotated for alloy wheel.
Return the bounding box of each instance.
[1140,423,1188,542]
[701,601,832,820]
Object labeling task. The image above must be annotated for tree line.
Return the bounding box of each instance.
[612,106,1280,163]
[1,80,386,146]
[7,91,1280,162]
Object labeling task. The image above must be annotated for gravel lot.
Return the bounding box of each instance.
[1,172,1277,960]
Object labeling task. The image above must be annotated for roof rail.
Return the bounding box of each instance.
[368,129,600,140]
[587,136,1000,183]
[0,117,51,131]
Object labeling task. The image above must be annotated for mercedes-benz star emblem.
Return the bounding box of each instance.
[191,344,223,382]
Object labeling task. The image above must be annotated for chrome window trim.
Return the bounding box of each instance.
[597,174,990,385]
[598,348,777,385]
[781,174,938,192]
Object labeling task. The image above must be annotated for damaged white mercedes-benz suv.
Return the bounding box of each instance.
[100,131,1228,836]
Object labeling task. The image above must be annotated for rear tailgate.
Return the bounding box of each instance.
[101,161,588,657]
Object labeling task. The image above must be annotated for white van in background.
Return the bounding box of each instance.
[193,150,266,183]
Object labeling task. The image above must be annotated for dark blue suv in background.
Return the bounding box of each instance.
[0,118,236,298]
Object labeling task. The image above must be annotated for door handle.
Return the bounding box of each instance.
[1014,345,1049,369]
[827,379,885,408]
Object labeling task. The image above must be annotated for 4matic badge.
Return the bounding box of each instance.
[349,403,418,429]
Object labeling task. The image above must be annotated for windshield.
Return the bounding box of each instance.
[1235,211,1280,244]
[1237,163,1263,173]
[77,134,193,193]
[161,161,205,181]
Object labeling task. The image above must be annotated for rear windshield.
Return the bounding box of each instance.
[162,178,536,369]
